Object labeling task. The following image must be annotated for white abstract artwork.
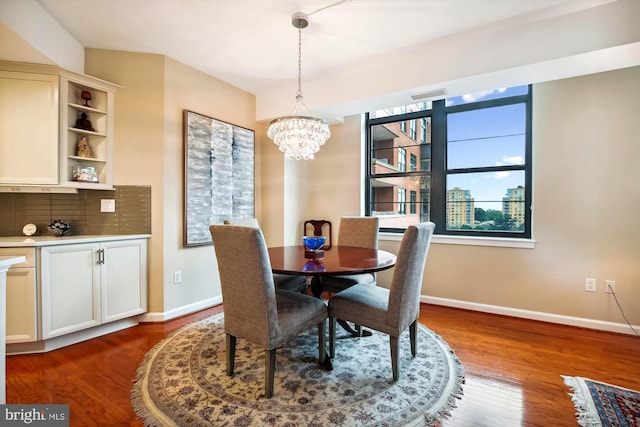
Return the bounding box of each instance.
[184,110,254,247]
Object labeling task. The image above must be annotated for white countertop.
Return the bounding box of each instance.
[0,255,26,269]
[0,234,151,247]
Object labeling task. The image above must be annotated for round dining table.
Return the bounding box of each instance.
[268,245,396,296]
[268,245,396,337]
[268,245,396,370]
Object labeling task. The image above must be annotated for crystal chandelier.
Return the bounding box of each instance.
[267,12,331,160]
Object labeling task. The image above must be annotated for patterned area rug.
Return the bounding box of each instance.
[132,313,464,426]
[563,376,640,427]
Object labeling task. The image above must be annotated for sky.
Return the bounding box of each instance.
[445,86,527,210]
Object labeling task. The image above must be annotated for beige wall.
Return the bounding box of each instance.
[279,67,639,327]
[85,49,258,315]
[19,48,639,330]
[260,115,364,245]
[85,50,166,312]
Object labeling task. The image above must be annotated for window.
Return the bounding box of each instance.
[420,118,428,144]
[366,85,532,238]
[410,190,417,214]
[398,147,406,172]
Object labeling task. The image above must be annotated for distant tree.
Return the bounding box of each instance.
[492,213,519,230]
[485,209,503,223]
[475,207,487,222]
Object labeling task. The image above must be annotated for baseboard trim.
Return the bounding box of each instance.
[422,296,639,336]
[7,318,139,355]
[140,296,223,323]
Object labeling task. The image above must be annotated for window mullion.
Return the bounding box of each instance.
[430,100,446,234]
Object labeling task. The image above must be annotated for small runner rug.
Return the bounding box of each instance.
[563,376,639,427]
[132,313,464,426]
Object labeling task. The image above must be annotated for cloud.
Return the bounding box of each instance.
[461,88,507,103]
[502,155,523,164]
[494,171,510,179]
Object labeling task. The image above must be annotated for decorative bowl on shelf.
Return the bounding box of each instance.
[72,165,99,183]
[303,236,326,251]
[48,220,71,237]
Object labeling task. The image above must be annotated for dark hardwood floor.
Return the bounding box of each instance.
[6,304,639,426]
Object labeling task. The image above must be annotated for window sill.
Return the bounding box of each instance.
[379,232,536,249]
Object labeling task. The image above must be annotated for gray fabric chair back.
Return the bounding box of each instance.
[209,225,278,348]
[223,218,260,228]
[223,218,309,294]
[387,222,435,332]
[338,216,379,249]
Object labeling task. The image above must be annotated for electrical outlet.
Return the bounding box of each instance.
[174,271,183,284]
[100,199,116,212]
[585,278,596,292]
[605,280,616,294]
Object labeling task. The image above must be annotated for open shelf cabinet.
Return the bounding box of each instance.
[59,71,120,190]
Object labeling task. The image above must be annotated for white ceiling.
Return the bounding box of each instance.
[2,0,636,122]
[35,0,576,94]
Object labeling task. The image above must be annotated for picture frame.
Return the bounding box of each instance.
[183,110,255,247]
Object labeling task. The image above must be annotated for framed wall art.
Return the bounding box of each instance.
[184,110,255,247]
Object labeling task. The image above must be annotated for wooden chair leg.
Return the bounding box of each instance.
[410,320,417,357]
[265,348,276,398]
[329,317,337,358]
[390,335,399,381]
[318,319,326,365]
[226,334,236,376]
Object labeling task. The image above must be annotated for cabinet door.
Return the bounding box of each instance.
[41,243,101,338]
[0,71,59,185]
[6,267,37,343]
[101,239,147,323]
[0,247,38,343]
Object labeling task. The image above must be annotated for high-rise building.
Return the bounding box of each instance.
[503,186,525,224]
[447,187,475,227]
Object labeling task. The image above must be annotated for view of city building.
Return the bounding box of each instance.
[368,86,529,235]
[503,185,526,225]
[370,103,431,229]
[446,188,474,227]
[370,108,525,231]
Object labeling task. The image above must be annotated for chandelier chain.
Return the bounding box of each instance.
[296,27,303,101]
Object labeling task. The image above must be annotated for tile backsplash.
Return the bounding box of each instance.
[0,185,151,237]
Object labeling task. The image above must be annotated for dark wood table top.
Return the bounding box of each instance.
[268,245,396,276]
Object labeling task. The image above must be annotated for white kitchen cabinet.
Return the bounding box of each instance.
[0,61,119,192]
[40,239,147,339]
[41,243,100,338]
[100,239,148,323]
[1,256,26,404]
[58,72,118,189]
[0,69,59,185]
[0,247,38,343]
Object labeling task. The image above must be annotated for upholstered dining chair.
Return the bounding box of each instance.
[209,224,328,398]
[321,216,380,295]
[328,222,435,381]
[223,218,308,293]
